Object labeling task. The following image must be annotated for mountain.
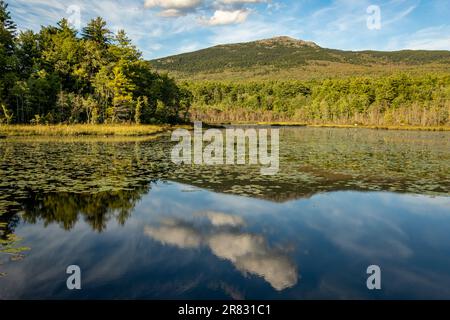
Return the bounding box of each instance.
[150,36,450,81]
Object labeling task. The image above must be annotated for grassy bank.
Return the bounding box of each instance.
[0,123,448,138]
[0,124,171,137]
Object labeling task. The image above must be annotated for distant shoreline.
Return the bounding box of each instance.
[213,122,450,131]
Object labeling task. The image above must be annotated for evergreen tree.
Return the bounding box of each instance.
[82,17,112,46]
[109,65,135,123]
[0,0,16,119]
[0,0,16,54]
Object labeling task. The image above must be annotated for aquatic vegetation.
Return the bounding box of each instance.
[0,127,448,297]
[0,233,30,258]
[0,127,448,234]
[170,128,450,200]
[0,216,30,277]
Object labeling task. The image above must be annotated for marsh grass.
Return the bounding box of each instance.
[0,123,447,138]
[0,124,172,137]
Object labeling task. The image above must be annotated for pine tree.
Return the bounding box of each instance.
[109,65,135,123]
[82,17,112,46]
[0,0,16,54]
[112,29,141,62]
[0,0,17,112]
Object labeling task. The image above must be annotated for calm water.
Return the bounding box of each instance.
[0,128,449,299]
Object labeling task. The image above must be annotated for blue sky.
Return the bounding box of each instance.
[8,0,450,59]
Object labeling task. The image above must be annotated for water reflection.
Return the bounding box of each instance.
[0,181,449,299]
[21,186,151,232]
[144,212,298,291]
[1,128,448,217]
[0,213,29,277]
[0,128,449,299]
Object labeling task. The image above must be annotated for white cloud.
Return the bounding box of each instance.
[402,26,450,50]
[384,25,450,51]
[218,0,266,3]
[201,9,250,26]
[159,9,185,17]
[144,0,203,9]
[383,4,418,27]
[143,0,265,20]
[145,0,204,16]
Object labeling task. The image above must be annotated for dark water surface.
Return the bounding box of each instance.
[0,128,449,299]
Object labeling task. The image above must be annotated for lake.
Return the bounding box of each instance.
[0,127,449,299]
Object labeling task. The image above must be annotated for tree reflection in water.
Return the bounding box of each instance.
[1,128,448,285]
[20,184,153,232]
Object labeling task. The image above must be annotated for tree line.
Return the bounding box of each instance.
[0,1,191,125]
[185,74,450,126]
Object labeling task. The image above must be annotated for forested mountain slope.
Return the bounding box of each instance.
[151,36,450,80]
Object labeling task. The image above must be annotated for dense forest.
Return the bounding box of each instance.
[186,75,450,126]
[0,1,191,125]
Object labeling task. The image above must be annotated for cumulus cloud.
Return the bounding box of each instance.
[158,9,185,17]
[201,9,250,25]
[144,213,298,291]
[144,0,203,9]
[143,0,262,23]
[144,0,203,16]
[217,0,266,4]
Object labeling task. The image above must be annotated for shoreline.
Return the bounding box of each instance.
[0,123,449,138]
[208,122,450,132]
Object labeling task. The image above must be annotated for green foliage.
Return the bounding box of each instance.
[0,103,12,123]
[0,0,15,54]
[81,17,112,46]
[187,74,450,126]
[0,3,188,124]
[0,0,17,109]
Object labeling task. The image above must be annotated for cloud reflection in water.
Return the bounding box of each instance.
[144,211,298,291]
